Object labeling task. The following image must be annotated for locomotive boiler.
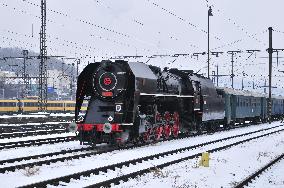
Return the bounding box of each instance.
[74,60,226,145]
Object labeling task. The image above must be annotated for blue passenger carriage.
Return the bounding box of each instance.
[217,88,265,125]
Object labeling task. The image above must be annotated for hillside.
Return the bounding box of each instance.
[0,48,75,76]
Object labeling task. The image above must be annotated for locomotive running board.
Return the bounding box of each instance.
[140,93,194,97]
[120,123,133,126]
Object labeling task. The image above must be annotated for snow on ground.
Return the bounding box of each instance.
[114,128,284,188]
[29,112,50,115]
[0,121,282,187]
[0,140,89,161]
[49,113,75,117]
[0,114,47,119]
[0,112,78,119]
[63,126,284,188]
[248,159,284,188]
[0,121,70,126]
[0,132,76,144]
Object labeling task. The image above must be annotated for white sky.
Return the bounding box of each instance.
[1,0,284,94]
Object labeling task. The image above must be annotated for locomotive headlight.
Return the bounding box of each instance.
[108,116,114,122]
[103,123,112,133]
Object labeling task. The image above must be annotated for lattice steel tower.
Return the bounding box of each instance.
[22,50,29,98]
[38,0,47,111]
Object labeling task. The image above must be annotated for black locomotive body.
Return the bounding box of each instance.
[74,60,227,145]
[75,60,156,144]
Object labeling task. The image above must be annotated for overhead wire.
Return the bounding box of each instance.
[21,0,168,53]
[145,0,223,42]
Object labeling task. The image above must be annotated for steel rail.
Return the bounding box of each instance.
[0,136,75,150]
[234,153,284,188]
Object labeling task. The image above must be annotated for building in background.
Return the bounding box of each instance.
[0,70,22,99]
[0,69,74,100]
[47,69,72,100]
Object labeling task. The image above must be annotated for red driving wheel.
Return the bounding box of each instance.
[173,112,180,138]
[155,126,163,141]
[164,124,171,139]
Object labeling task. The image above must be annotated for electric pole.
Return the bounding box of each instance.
[210,65,230,87]
[207,6,213,79]
[227,50,241,89]
[22,50,29,98]
[210,51,224,86]
[38,0,47,111]
[268,27,273,124]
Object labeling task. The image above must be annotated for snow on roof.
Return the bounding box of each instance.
[218,87,284,99]
[218,87,266,97]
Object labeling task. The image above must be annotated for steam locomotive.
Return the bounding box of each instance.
[74,60,284,145]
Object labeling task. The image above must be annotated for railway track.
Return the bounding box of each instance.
[16,125,284,188]
[0,123,69,139]
[234,153,284,188]
[0,136,75,150]
[0,129,68,139]
[0,118,256,140]
[0,124,281,174]
[0,115,74,124]
[0,147,94,166]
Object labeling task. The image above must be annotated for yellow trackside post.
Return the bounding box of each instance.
[199,152,210,167]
